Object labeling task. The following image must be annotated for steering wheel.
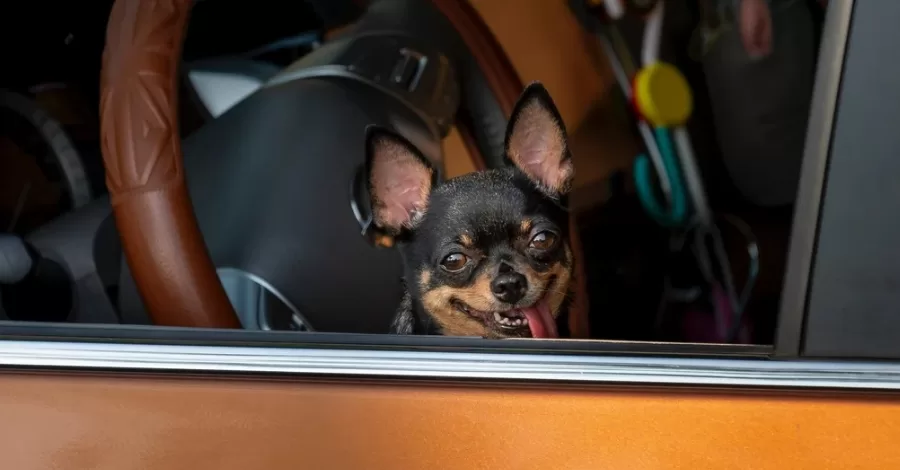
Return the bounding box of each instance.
[100,0,589,335]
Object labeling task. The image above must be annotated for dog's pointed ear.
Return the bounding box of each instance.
[504,82,574,197]
[365,126,435,234]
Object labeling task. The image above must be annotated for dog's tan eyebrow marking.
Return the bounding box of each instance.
[519,219,533,234]
[458,233,474,248]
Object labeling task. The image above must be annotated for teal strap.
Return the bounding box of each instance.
[634,127,690,227]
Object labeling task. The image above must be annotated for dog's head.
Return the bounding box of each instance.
[366,82,574,338]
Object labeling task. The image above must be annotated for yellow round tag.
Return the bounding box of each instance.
[634,62,693,127]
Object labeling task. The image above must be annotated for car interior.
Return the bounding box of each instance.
[3,0,896,364]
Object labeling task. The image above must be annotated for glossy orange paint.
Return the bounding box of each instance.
[1,372,899,469]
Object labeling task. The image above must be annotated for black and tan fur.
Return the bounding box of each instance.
[367,82,575,338]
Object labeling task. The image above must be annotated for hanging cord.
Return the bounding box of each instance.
[641,0,665,66]
[595,30,635,97]
[719,214,760,342]
[673,127,712,225]
[596,31,673,202]
[593,0,675,203]
[637,1,675,204]
[633,1,681,209]
[609,26,638,78]
[691,214,759,343]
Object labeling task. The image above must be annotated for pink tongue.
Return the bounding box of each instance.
[520,300,558,339]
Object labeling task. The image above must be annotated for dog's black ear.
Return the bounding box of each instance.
[365,126,435,234]
[504,82,574,197]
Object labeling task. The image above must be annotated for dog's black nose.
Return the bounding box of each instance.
[491,272,527,303]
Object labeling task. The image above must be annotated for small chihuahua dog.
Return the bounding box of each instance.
[366,82,574,339]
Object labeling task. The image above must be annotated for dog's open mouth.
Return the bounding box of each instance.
[451,295,559,339]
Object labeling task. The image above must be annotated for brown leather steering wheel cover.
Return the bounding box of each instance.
[100,0,239,328]
[432,0,591,338]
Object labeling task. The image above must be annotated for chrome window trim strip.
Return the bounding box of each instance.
[1,340,899,390]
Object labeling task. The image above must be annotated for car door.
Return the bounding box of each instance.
[4,1,900,468]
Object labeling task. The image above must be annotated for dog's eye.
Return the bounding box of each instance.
[440,253,469,272]
[529,231,558,250]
